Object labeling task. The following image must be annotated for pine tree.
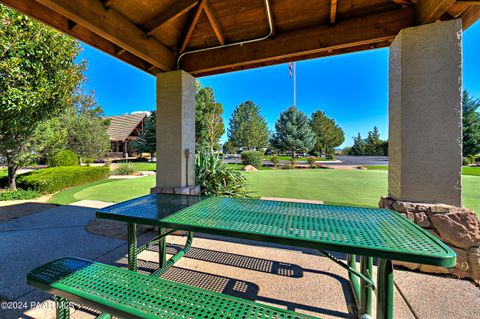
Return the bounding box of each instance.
[310,110,345,157]
[463,90,480,156]
[271,106,316,157]
[131,112,156,160]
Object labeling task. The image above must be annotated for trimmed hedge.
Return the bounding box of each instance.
[241,151,263,168]
[15,166,110,193]
[48,150,78,167]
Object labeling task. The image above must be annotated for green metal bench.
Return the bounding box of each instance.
[28,257,320,319]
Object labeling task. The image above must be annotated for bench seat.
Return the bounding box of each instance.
[28,257,320,319]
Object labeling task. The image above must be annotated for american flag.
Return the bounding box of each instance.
[289,62,293,78]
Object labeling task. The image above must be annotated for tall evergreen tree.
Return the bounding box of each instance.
[350,133,366,156]
[271,106,316,157]
[195,84,225,151]
[364,126,384,155]
[463,90,480,156]
[310,111,345,157]
[0,5,84,189]
[227,101,269,150]
[131,112,156,160]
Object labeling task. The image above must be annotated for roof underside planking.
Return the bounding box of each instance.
[1,0,479,77]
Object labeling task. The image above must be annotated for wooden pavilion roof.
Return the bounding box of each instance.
[2,0,479,77]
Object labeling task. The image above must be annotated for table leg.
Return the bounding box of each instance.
[376,258,394,319]
[55,296,70,319]
[360,256,373,317]
[127,223,137,272]
[158,227,167,269]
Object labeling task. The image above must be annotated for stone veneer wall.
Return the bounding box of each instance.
[379,197,480,284]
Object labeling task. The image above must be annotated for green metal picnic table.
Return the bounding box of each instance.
[96,193,456,319]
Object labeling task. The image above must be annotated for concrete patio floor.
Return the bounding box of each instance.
[0,200,478,319]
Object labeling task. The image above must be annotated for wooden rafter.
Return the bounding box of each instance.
[178,0,206,54]
[392,0,415,5]
[330,0,338,24]
[143,0,198,36]
[456,0,480,4]
[461,4,480,28]
[203,1,225,45]
[181,7,414,76]
[415,0,456,24]
[36,0,175,71]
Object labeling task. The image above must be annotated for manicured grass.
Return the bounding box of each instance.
[49,179,121,205]
[128,162,156,171]
[50,169,480,217]
[246,169,388,207]
[364,166,388,170]
[0,168,6,178]
[365,165,480,177]
[463,166,480,176]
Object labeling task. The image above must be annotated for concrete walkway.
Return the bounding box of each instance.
[0,201,478,319]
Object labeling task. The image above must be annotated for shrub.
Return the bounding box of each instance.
[467,154,477,164]
[15,166,110,193]
[82,157,94,165]
[270,155,279,168]
[48,150,78,167]
[114,162,137,175]
[196,152,248,197]
[307,156,316,168]
[289,157,296,168]
[241,151,263,168]
[0,189,41,201]
[463,156,472,166]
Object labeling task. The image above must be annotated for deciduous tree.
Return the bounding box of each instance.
[0,5,84,189]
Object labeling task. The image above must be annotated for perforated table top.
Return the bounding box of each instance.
[97,194,456,267]
[28,257,319,319]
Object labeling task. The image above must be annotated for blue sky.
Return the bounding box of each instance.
[78,21,480,147]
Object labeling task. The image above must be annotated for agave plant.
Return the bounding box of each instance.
[195,152,248,197]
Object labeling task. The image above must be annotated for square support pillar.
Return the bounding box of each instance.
[156,70,196,190]
[389,19,462,206]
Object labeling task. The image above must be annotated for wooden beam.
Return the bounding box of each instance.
[392,0,415,5]
[456,0,480,4]
[143,0,198,36]
[203,1,225,45]
[330,0,337,24]
[178,0,206,54]
[0,0,153,73]
[37,0,175,71]
[181,7,414,77]
[415,0,456,24]
[461,4,480,28]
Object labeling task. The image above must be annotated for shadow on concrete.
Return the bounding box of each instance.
[0,202,58,224]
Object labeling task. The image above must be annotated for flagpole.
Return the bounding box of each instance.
[293,62,297,107]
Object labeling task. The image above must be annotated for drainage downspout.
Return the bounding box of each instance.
[176,0,274,69]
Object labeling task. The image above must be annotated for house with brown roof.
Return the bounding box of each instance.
[104,112,147,158]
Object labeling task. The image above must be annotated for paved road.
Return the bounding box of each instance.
[224,155,388,167]
[327,156,388,167]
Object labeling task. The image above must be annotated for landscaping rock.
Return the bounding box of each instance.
[243,165,258,172]
[414,212,431,228]
[379,196,480,283]
[429,209,480,248]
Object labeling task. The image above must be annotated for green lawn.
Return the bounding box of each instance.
[127,162,156,171]
[365,165,480,176]
[49,169,480,217]
[0,168,5,178]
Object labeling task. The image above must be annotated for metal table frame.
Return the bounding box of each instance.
[97,194,456,319]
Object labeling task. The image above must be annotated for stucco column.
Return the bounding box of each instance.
[155,70,196,193]
[389,19,462,206]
